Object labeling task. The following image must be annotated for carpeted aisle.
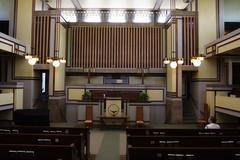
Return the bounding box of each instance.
[95,130,121,160]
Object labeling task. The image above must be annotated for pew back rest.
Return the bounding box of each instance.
[126,128,240,136]
[127,135,240,147]
[0,144,76,160]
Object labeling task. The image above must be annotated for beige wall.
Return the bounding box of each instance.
[15,57,35,77]
[16,0,32,45]
[68,88,84,101]
[206,91,215,116]
[54,24,66,91]
[129,76,142,84]
[147,89,164,101]
[198,0,217,54]
[167,67,177,92]
[216,95,240,112]
[144,76,166,85]
[0,93,13,105]
[194,59,218,79]
[166,25,177,93]
[15,0,34,77]
[14,88,23,109]
[91,76,103,84]
[66,76,89,84]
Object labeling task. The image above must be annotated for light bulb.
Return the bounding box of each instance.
[198,56,204,61]
[60,59,66,63]
[170,61,177,69]
[163,58,170,64]
[28,58,37,65]
[192,59,201,67]
[52,60,60,67]
[46,58,53,63]
[177,58,184,64]
[25,54,32,60]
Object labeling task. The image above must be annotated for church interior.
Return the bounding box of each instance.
[1,0,240,159]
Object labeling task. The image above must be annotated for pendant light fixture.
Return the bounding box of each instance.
[46,1,66,68]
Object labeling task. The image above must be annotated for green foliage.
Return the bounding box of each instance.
[82,91,92,101]
[138,91,149,102]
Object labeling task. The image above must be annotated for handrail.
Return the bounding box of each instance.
[205,28,240,50]
[0,32,26,47]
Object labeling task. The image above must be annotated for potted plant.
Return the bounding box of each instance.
[138,91,149,102]
[82,90,92,101]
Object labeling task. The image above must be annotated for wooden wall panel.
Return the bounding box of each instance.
[68,26,163,69]
[182,16,197,65]
[33,16,51,64]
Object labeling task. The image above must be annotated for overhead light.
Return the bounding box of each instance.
[163,58,170,64]
[28,57,39,65]
[191,55,205,67]
[46,58,53,63]
[52,60,60,67]
[108,10,126,23]
[25,54,32,60]
[61,10,77,22]
[177,58,184,64]
[84,10,101,23]
[133,11,152,23]
[163,57,184,69]
[157,10,169,23]
[170,60,177,69]
[60,58,66,63]
[47,57,66,67]
[198,54,205,61]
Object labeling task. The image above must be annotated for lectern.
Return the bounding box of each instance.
[99,97,127,128]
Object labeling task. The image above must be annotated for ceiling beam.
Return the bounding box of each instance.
[153,0,164,10]
[71,0,82,9]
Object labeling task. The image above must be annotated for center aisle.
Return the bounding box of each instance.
[95,130,121,160]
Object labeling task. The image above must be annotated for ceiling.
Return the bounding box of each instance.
[46,0,189,10]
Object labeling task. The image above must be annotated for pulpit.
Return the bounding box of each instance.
[105,97,122,117]
[99,97,127,128]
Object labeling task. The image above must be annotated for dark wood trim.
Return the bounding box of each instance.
[53,90,65,97]
[166,92,177,98]
[13,76,39,80]
[13,0,18,38]
[0,104,14,107]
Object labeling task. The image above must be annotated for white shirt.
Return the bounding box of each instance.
[205,123,221,129]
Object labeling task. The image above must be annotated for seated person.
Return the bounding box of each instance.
[205,116,220,129]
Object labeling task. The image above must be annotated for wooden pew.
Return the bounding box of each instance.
[0,133,84,160]
[127,135,240,147]
[126,128,240,160]
[126,128,240,136]
[0,144,77,160]
[128,147,240,160]
[0,125,90,160]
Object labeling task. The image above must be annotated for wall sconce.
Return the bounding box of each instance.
[191,54,205,67]
[163,57,184,69]
[25,53,39,65]
[46,57,66,67]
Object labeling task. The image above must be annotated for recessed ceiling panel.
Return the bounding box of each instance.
[77,0,157,9]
